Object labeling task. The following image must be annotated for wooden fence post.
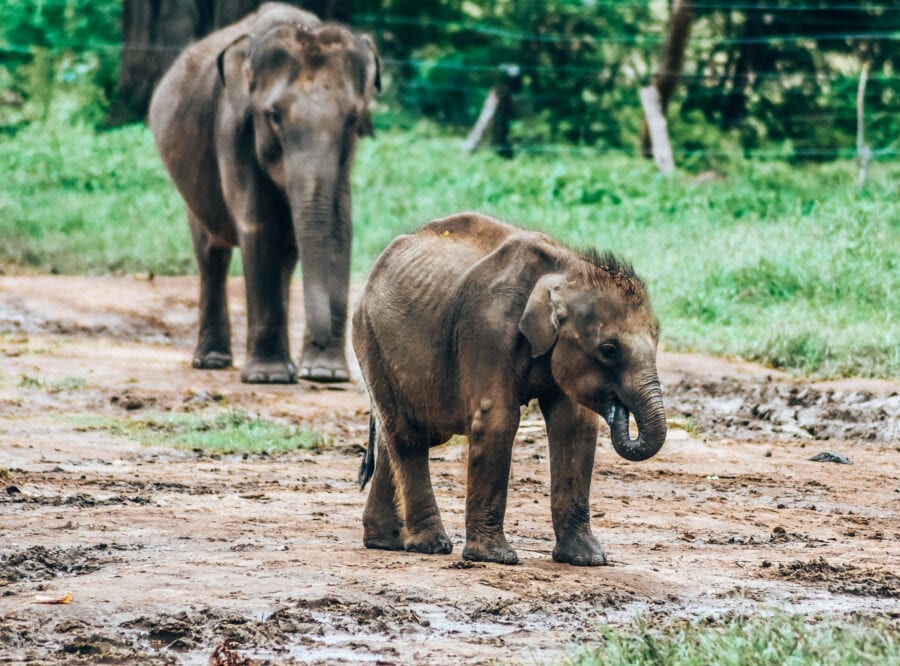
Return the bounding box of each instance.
[465,64,520,158]
[857,62,872,189]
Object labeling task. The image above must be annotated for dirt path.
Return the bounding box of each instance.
[1,276,898,664]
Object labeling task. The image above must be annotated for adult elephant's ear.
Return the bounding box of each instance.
[519,274,568,358]
[216,34,251,112]
[357,34,381,96]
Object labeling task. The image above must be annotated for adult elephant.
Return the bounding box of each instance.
[150,2,380,383]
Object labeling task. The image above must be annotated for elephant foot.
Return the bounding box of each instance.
[404,530,453,555]
[462,535,519,565]
[363,534,404,551]
[193,349,233,370]
[299,342,350,383]
[241,358,297,384]
[552,532,607,567]
[363,520,404,551]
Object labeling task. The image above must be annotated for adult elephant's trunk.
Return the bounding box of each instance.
[604,377,667,462]
[287,160,341,350]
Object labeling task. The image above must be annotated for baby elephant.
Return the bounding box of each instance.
[353,213,667,566]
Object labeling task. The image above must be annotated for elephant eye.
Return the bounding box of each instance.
[265,109,282,130]
[599,343,619,363]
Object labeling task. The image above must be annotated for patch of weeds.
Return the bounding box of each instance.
[568,612,899,665]
[18,374,87,392]
[668,417,701,437]
[71,409,328,455]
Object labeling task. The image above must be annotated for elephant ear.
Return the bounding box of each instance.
[356,33,382,96]
[519,274,568,358]
[216,34,251,112]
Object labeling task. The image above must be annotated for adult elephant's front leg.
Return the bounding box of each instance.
[297,210,351,383]
[239,227,296,384]
[540,395,606,566]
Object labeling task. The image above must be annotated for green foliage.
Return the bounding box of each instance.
[4,1,895,157]
[0,0,120,130]
[74,409,329,455]
[568,613,899,666]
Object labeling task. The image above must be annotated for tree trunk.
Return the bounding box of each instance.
[641,0,694,158]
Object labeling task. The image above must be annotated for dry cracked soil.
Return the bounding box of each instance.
[0,275,898,664]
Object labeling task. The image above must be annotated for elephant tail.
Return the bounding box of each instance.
[357,413,376,489]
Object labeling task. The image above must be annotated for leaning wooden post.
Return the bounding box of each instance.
[857,62,872,189]
[463,89,499,152]
[464,64,520,158]
[640,86,675,174]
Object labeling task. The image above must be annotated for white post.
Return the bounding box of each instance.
[640,86,675,174]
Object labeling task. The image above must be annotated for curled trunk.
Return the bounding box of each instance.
[604,382,667,462]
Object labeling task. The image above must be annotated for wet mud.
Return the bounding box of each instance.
[0,276,898,663]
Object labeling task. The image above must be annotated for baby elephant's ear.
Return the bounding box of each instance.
[519,274,568,358]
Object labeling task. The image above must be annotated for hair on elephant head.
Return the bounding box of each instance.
[149,3,379,385]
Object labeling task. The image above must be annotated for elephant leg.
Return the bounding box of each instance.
[540,395,606,566]
[362,425,404,550]
[387,429,451,555]
[190,216,233,370]
[239,227,296,384]
[462,403,520,565]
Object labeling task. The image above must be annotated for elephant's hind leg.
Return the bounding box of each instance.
[190,217,233,370]
[362,426,404,551]
[389,427,452,555]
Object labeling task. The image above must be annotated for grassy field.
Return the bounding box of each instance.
[569,613,898,666]
[1,121,897,378]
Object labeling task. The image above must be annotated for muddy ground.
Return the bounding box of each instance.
[0,275,898,664]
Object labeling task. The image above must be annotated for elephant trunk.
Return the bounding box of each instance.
[286,157,340,349]
[604,378,667,462]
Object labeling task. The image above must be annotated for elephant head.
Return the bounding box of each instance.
[519,256,666,461]
[216,14,380,349]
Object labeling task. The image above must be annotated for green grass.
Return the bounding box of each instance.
[18,374,88,392]
[1,120,898,378]
[568,613,898,666]
[72,409,329,455]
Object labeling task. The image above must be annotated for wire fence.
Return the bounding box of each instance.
[1,2,897,162]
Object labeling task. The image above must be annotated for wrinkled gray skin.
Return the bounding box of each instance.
[150,2,380,383]
[354,213,667,566]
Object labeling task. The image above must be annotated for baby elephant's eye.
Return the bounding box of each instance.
[599,343,619,362]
